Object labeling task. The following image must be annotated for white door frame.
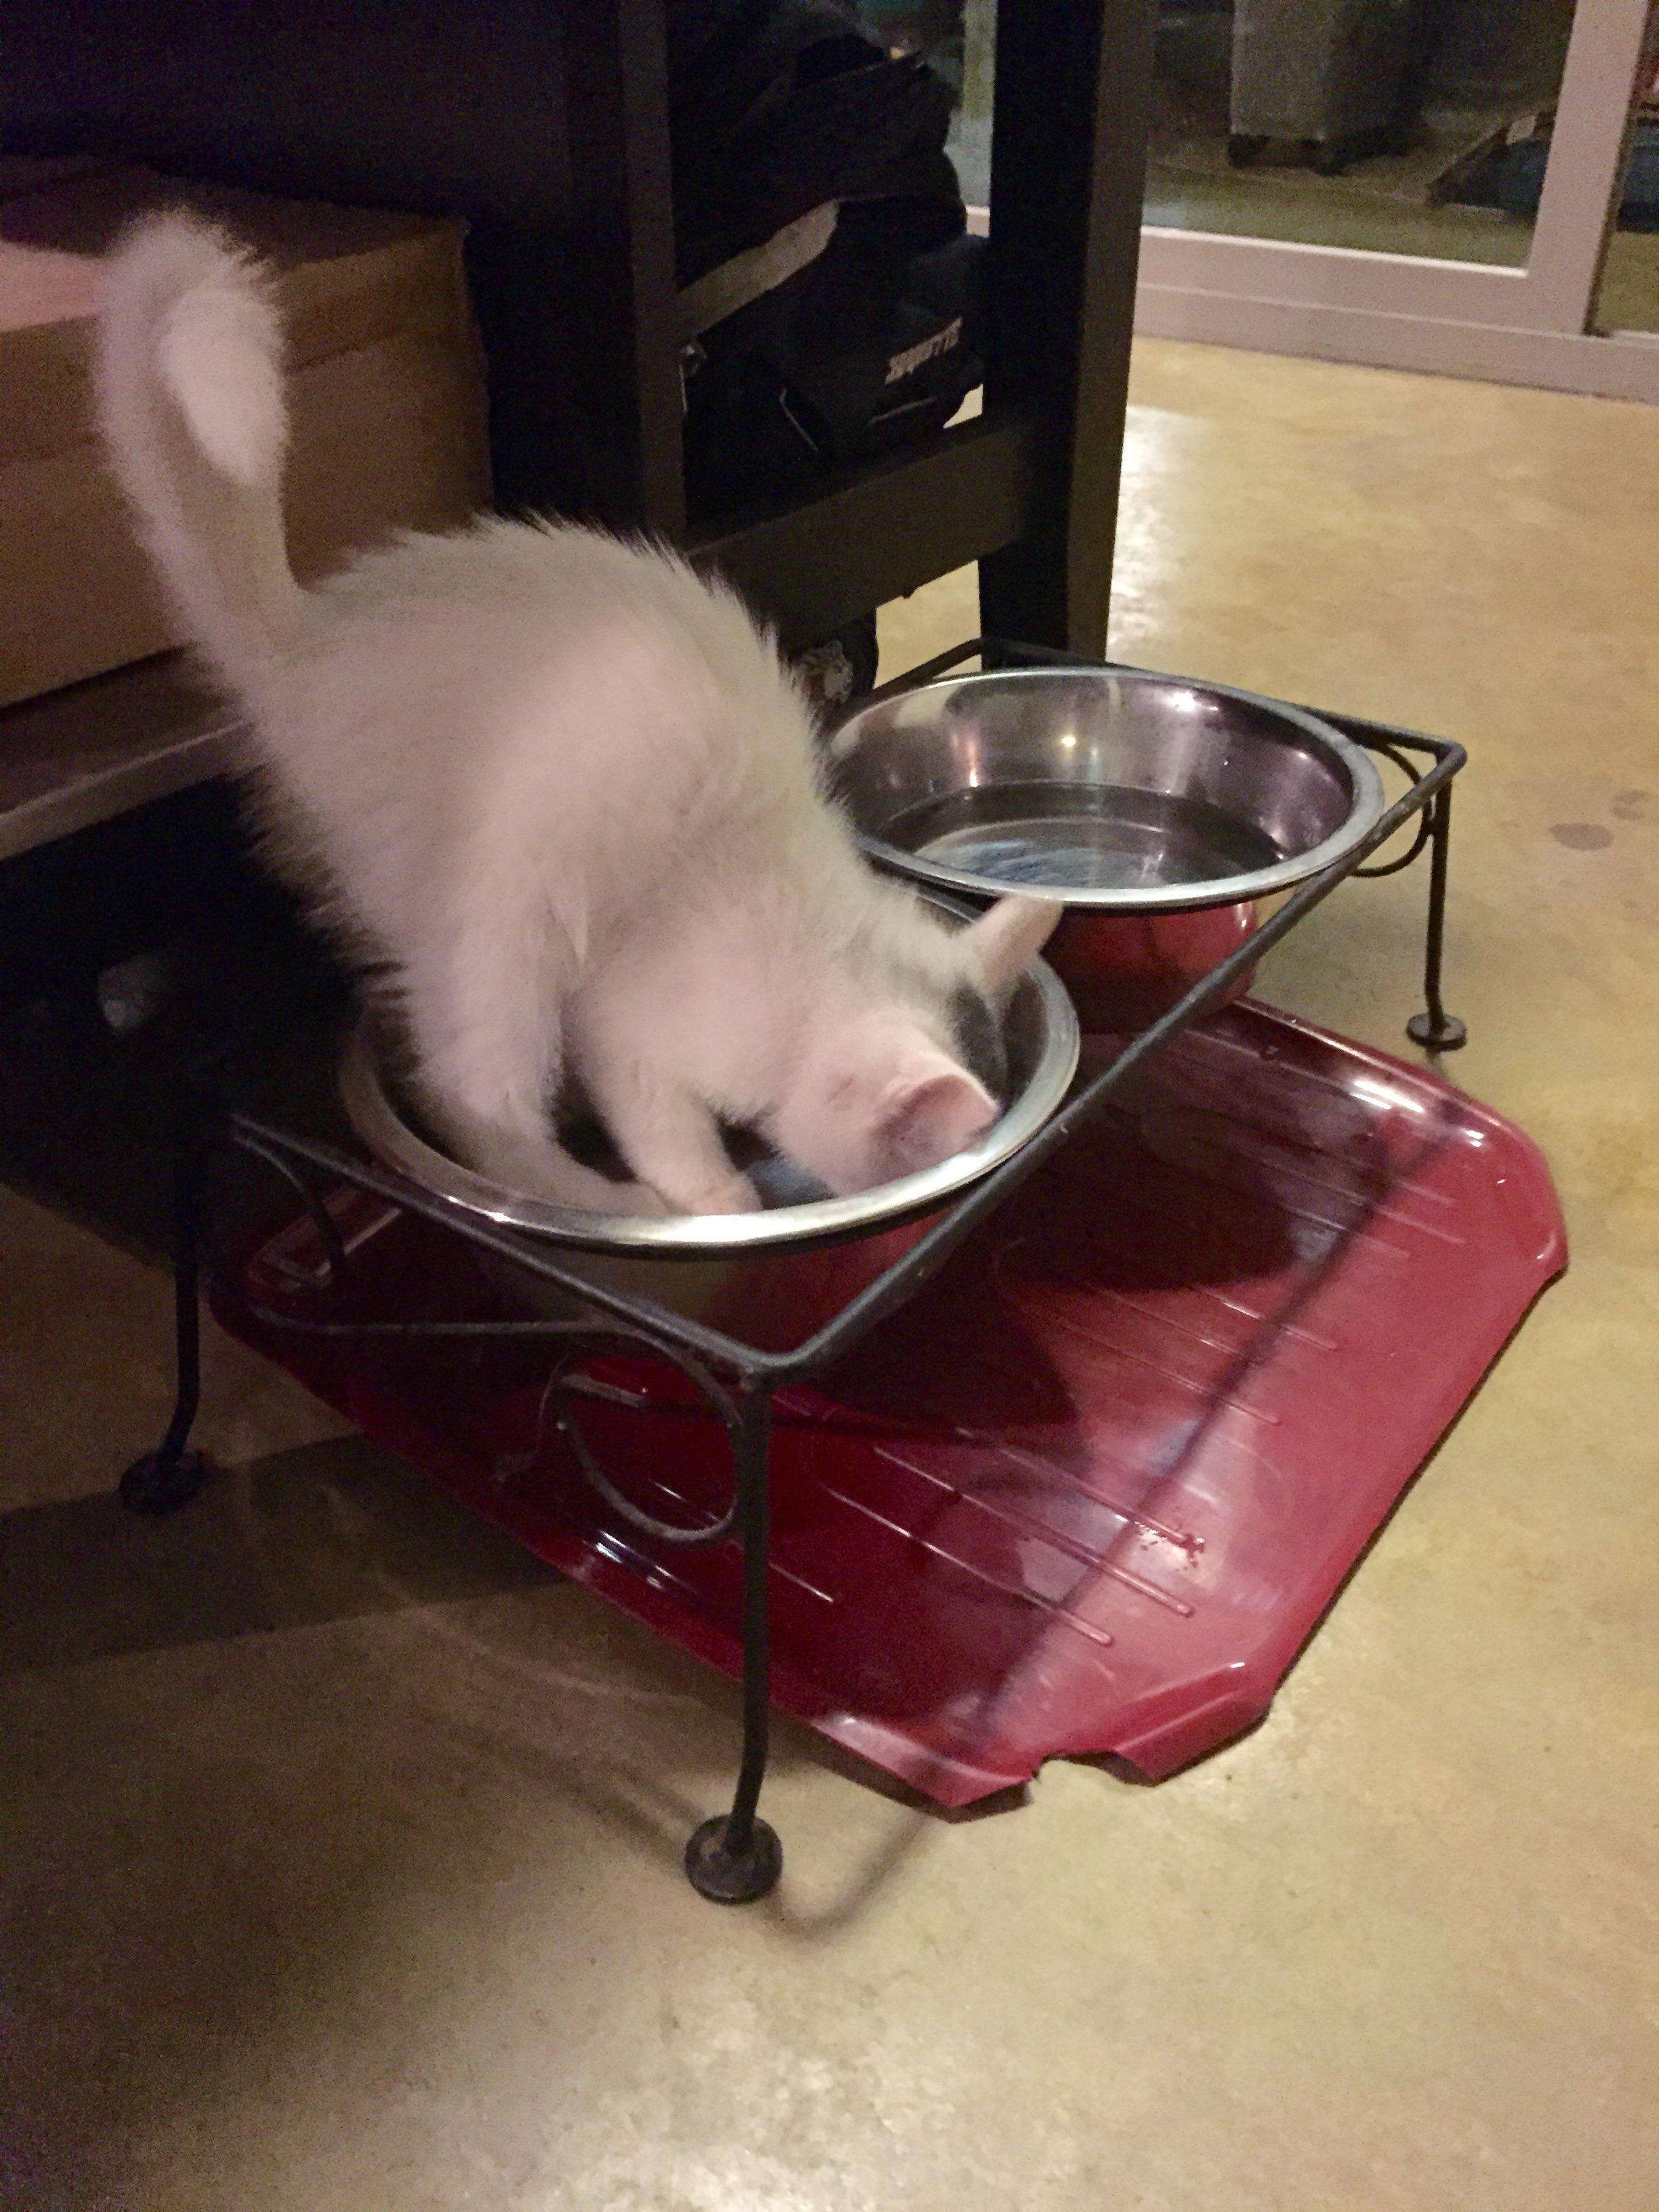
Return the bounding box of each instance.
[1130,0,1659,399]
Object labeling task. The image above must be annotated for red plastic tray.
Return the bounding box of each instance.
[218,1002,1565,1803]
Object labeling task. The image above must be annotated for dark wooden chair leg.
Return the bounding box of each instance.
[556,0,687,535]
[978,0,1155,656]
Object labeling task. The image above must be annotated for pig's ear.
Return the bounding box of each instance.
[961,896,1063,997]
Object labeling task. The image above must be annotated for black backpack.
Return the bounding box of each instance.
[670,0,983,518]
[666,3,983,701]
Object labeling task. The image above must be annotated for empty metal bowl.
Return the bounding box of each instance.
[829,667,1387,916]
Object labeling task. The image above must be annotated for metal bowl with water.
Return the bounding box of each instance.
[830,667,1386,914]
[829,667,1386,1031]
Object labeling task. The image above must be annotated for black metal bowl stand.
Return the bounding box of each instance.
[116,639,1468,1903]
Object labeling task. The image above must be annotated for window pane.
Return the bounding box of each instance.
[1594,6,1659,333]
[1147,1,1579,267]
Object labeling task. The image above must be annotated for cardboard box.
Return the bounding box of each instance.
[0,163,491,710]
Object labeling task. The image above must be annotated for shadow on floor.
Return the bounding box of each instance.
[0,1436,554,1679]
[1,1429,991,2205]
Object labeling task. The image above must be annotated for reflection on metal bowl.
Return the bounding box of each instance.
[1044,901,1261,1033]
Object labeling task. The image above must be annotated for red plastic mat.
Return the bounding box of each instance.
[218,1002,1565,1803]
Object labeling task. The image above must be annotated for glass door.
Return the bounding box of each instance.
[855,1,1659,402]
[1136,0,1659,401]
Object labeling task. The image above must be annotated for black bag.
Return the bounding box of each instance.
[669,1,983,520]
[668,1,964,283]
[681,207,981,516]
[668,3,982,702]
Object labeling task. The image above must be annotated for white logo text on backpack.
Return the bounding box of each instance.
[884,317,962,384]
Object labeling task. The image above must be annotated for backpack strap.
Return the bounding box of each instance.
[676,200,838,341]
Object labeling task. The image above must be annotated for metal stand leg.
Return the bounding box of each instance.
[119,1133,212,1514]
[1407,785,1468,1054]
[684,1389,783,1903]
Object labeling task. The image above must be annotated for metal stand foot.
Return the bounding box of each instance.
[684,1812,783,1904]
[118,1446,210,1515]
[1410,784,1467,1053]
[119,1128,212,1515]
[684,1387,782,1902]
[1408,1008,1468,1054]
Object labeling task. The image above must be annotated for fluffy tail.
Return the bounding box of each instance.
[96,213,303,689]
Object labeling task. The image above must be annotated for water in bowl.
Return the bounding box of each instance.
[889,781,1282,893]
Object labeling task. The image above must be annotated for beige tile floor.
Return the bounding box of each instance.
[4,342,1658,2211]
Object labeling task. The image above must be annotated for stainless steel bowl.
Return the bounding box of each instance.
[830,667,1386,914]
[339,955,1079,1260]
